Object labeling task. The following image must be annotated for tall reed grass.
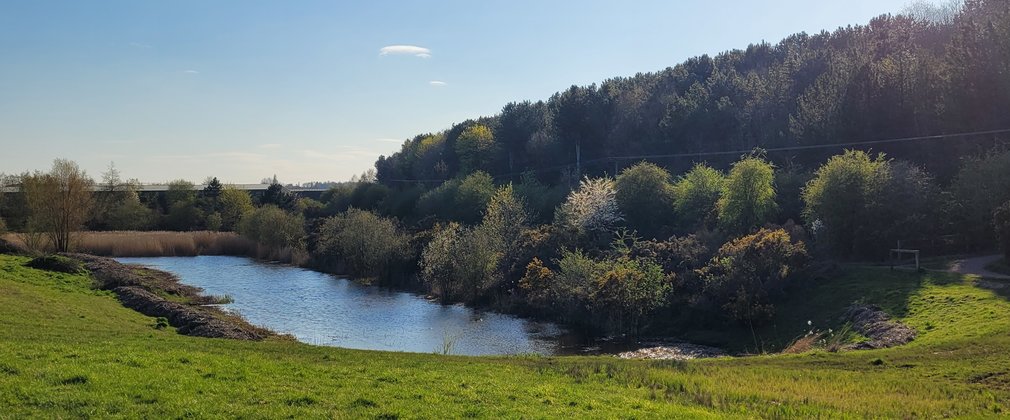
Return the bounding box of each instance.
[3,231,310,265]
[79,231,257,257]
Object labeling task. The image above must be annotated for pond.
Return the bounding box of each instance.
[116,256,582,356]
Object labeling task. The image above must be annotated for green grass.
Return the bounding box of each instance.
[2,254,1010,417]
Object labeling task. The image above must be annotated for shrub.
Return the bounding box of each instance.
[802,150,887,257]
[804,151,938,258]
[630,234,710,275]
[717,157,777,235]
[107,195,156,231]
[219,187,254,231]
[615,162,676,238]
[237,205,305,252]
[555,176,623,236]
[952,150,1010,248]
[164,201,204,232]
[589,257,670,334]
[420,222,499,303]
[205,212,223,232]
[420,222,463,300]
[699,228,809,327]
[26,255,85,274]
[673,164,725,231]
[521,248,669,334]
[316,209,410,279]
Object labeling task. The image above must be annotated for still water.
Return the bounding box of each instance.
[117,256,577,356]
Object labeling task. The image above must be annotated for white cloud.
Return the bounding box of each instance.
[379,45,432,58]
[375,138,403,143]
[429,80,447,87]
[182,70,200,74]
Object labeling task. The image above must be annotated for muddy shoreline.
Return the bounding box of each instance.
[64,253,277,341]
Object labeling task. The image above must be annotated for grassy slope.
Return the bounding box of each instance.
[1,254,1009,418]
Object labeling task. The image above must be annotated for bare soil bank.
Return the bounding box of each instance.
[64,253,276,341]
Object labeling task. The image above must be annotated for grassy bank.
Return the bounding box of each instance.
[1,253,1009,417]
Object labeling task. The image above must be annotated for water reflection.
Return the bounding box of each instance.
[117,256,576,356]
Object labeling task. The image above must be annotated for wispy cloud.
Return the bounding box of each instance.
[375,138,404,143]
[429,80,447,87]
[379,45,431,58]
[182,69,200,74]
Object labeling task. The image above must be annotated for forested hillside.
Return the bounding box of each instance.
[376,0,1008,184]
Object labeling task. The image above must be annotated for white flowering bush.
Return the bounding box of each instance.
[556,176,624,234]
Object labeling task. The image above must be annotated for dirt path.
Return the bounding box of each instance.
[948,255,1010,280]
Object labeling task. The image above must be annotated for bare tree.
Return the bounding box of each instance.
[21,159,95,252]
[901,0,963,25]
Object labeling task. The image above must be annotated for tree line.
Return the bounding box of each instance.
[375,0,1008,185]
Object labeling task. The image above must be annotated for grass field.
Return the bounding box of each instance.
[1,253,1009,418]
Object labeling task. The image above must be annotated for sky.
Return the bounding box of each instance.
[0,0,918,184]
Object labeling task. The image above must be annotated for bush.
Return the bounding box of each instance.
[717,157,777,235]
[0,237,21,255]
[26,255,85,274]
[316,209,410,279]
[699,228,809,327]
[804,151,938,258]
[802,150,887,257]
[616,162,676,238]
[420,222,501,303]
[673,164,725,231]
[589,257,670,334]
[555,176,623,236]
[521,248,670,335]
[164,201,204,232]
[237,205,305,251]
[952,150,1010,248]
[630,234,710,275]
[205,212,223,232]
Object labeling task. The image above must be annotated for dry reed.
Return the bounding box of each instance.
[4,231,258,258]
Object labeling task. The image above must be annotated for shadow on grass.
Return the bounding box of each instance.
[688,266,953,353]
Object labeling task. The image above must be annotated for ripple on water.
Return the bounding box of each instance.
[115,256,576,356]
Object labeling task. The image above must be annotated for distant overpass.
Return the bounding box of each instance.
[1,183,331,201]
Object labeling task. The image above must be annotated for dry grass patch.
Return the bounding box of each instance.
[3,231,257,257]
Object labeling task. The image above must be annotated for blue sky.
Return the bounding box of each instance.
[0,0,916,184]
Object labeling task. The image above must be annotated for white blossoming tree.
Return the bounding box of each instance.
[556,176,624,234]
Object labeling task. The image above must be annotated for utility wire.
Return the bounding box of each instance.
[382,127,1010,183]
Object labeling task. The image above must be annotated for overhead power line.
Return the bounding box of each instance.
[382,127,1010,184]
[591,128,1010,163]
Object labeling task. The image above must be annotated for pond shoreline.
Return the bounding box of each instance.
[64,253,278,341]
